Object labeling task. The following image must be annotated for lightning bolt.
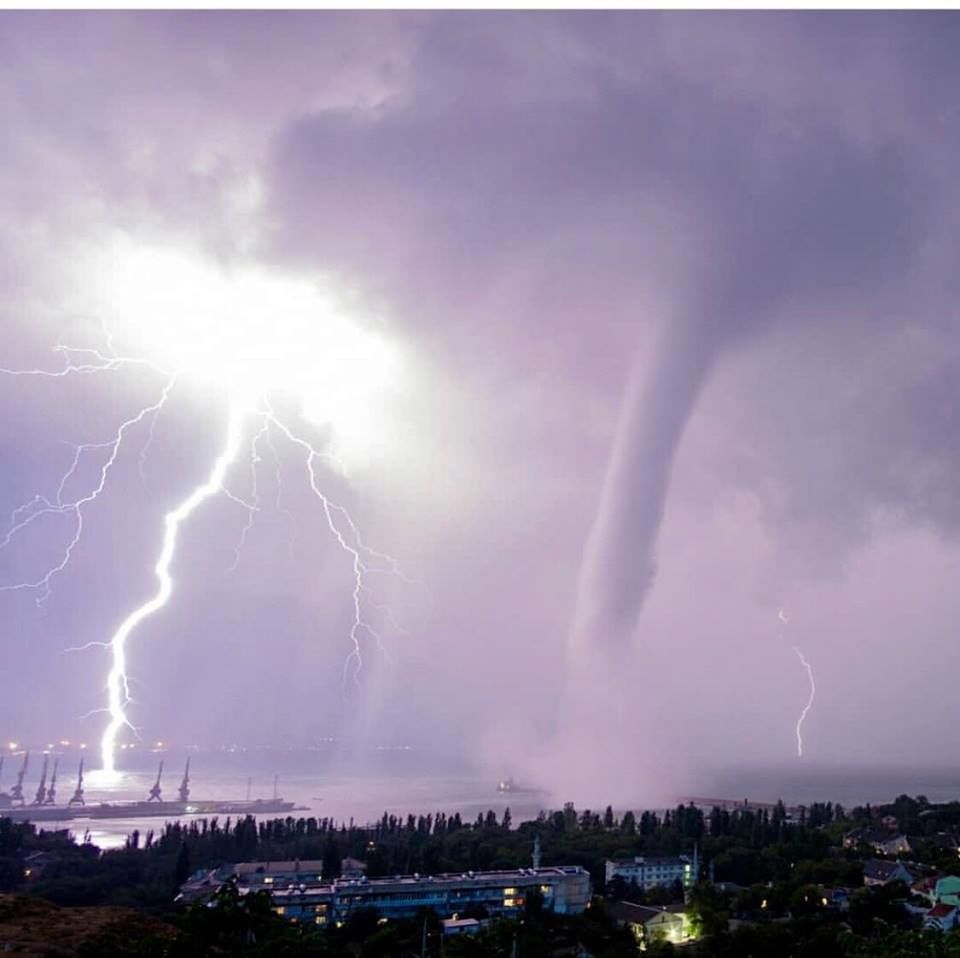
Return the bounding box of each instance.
[792,646,815,759]
[227,414,270,574]
[99,403,247,774]
[266,406,397,687]
[777,609,815,758]
[0,378,177,604]
[2,335,406,776]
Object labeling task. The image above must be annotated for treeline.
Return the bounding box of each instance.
[6,792,960,914]
[849,793,960,837]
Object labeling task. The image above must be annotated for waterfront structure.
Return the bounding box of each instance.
[605,848,699,891]
[178,862,591,925]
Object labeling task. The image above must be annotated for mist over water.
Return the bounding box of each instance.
[16,746,960,852]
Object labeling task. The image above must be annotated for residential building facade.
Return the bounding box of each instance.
[179,863,591,926]
[605,848,699,891]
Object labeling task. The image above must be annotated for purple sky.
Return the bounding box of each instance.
[1,12,960,801]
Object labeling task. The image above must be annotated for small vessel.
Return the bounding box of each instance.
[496,778,543,794]
[1,757,301,823]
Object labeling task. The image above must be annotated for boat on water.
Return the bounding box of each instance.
[0,753,302,824]
[496,777,543,795]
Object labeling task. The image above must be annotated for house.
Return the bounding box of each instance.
[605,849,698,891]
[924,903,959,932]
[22,851,59,880]
[606,900,690,948]
[843,828,912,856]
[843,827,878,849]
[442,918,482,936]
[877,835,913,856]
[862,859,916,887]
[934,876,960,908]
[821,887,851,911]
[911,876,939,904]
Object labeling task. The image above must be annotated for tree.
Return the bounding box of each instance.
[321,835,341,879]
[174,842,191,887]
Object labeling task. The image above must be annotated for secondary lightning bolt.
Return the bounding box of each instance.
[227,414,270,574]
[792,646,815,759]
[266,407,398,687]
[778,609,816,759]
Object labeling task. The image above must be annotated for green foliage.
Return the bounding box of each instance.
[6,789,960,956]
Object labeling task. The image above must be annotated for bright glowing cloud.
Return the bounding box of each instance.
[82,236,402,469]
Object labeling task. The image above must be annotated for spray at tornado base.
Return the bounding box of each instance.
[0,239,405,778]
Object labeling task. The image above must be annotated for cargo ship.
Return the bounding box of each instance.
[0,753,302,823]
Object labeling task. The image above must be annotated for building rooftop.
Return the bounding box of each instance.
[863,859,911,883]
[606,900,684,925]
[610,855,692,866]
[232,860,326,877]
[212,863,586,897]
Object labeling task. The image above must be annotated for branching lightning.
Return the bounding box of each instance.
[227,415,270,574]
[266,407,398,686]
[0,375,177,605]
[0,244,408,777]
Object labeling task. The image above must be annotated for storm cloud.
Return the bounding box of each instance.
[1,12,959,801]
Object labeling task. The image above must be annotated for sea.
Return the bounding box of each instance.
[11,749,960,851]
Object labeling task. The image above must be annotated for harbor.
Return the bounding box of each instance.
[0,752,302,826]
